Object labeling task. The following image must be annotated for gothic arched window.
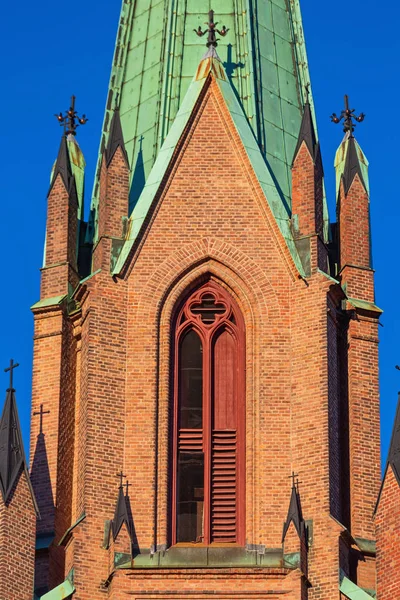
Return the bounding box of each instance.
[172,282,245,545]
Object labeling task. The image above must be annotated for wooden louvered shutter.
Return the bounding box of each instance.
[211,329,238,543]
[172,283,245,547]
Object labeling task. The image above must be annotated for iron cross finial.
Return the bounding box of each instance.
[194,10,229,48]
[4,359,19,391]
[289,471,299,488]
[330,95,365,135]
[55,95,88,136]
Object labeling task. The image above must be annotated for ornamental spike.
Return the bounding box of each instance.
[330,94,365,136]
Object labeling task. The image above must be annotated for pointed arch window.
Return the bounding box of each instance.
[172,282,245,545]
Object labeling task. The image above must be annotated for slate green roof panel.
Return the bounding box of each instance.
[40,577,74,600]
[340,576,375,600]
[90,0,328,243]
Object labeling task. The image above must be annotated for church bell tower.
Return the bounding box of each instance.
[26,2,387,599]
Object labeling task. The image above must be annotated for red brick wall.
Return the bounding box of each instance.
[291,142,326,273]
[30,302,70,589]
[31,75,380,599]
[376,466,400,600]
[338,176,373,302]
[41,174,79,298]
[97,147,129,241]
[292,143,317,237]
[347,311,380,540]
[338,176,370,271]
[0,470,36,600]
[328,297,341,522]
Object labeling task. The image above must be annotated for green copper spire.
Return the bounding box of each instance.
[90,0,320,242]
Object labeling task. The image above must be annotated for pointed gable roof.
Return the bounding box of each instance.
[105,108,129,168]
[375,394,400,513]
[90,0,321,244]
[49,135,72,194]
[385,393,400,485]
[112,55,306,278]
[112,485,132,540]
[0,388,25,501]
[292,100,317,164]
[343,135,367,196]
[282,483,305,542]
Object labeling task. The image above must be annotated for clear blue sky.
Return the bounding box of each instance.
[1,1,399,468]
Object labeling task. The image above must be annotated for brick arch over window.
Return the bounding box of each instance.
[131,244,282,550]
[171,280,245,546]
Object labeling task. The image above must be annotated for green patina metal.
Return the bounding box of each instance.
[40,569,75,600]
[31,295,67,310]
[334,135,369,199]
[282,551,300,568]
[121,546,284,568]
[50,136,86,222]
[112,56,305,277]
[67,137,86,224]
[90,0,328,244]
[339,576,375,600]
[347,298,383,315]
[58,513,86,547]
[47,135,86,268]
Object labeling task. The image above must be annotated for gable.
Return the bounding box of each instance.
[114,60,304,280]
[119,81,299,287]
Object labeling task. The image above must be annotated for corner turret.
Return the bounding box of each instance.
[291,88,327,274]
[282,475,308,597]
[0,361,38,600]
[333,96,371,301]
[375,394,400,600]
[93,107,130,272]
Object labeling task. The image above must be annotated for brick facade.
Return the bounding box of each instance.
[25,66,387,599]
[376,467,400,600]
[0,469,36,600]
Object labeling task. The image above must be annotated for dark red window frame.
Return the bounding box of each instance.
[171,281,245,546]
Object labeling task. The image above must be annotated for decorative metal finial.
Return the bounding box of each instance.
[55,95,88,136]
[4,359,19,391]
[116,470,126,488]
[330,95,365,135]
[194,10,229,48]
[289,471,298,488]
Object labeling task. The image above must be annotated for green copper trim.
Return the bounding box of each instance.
[40,570,75,599]
[340,576,375,600]
[130,546,284,568]
[354,537,376,556]
[31,295,67,310]
[113,57,305,277]
[347,297,383,315]
[90,0,326,244]
[49,136,85,222]
[58,513,86,547]
[335,135,369,199]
